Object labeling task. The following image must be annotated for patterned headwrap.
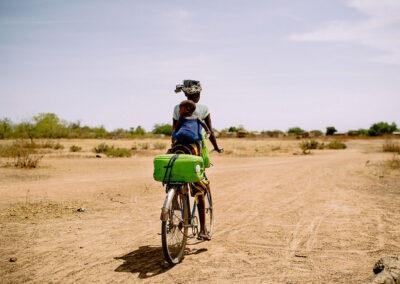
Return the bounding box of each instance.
[175,80,202,95]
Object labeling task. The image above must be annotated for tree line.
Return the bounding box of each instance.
[0,113,397,139]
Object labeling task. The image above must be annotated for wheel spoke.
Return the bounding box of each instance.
[162,189,189,265]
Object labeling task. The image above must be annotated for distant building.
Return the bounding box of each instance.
[237,130,249,138]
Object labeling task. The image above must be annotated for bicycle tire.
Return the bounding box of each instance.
[161,186,189,265]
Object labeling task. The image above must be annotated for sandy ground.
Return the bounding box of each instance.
[0,138,399,283]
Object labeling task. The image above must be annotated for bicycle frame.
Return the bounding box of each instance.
[161,183,212,238]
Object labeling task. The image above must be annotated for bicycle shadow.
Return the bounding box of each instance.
[114,245,207,279]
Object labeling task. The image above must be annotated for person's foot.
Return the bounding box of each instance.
[197,232,211,241]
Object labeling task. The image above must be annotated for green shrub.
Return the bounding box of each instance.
[326,126,337,136]
[33,113,68,138]
[93,143,110,153]
[368,122,397,136]
[0,118,13,139]
[153,142,166,150]
[93,143,131,157]
[70,145,82,152]
[383,141,400,153]
[131,143,138,151]
[129,126,146,136]
[228,126,239,132]
[288,127,305,136]
[310,130,323,137]
[326,141,347,149]
[300,140,320,151]
[53,143,64,150]
[105,146,132,157]
[153,124,173,136]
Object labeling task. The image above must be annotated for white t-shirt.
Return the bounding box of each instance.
[173,103,210,121]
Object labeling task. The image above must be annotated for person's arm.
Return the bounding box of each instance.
[204,114,222,152]
[197,117,211,134]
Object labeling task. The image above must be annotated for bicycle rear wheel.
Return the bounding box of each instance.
[161,187,189,265]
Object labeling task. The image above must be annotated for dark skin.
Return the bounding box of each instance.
[175,109,212,136]
[172,92,222,241]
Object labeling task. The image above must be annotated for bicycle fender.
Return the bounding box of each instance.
[160,187,176,221]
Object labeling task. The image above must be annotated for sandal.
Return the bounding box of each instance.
[197,232,211,241]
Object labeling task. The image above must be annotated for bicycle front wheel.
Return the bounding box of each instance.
[161,187,189,265]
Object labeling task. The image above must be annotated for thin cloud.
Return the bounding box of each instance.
[288,0,400,65]
[0,18,85,26]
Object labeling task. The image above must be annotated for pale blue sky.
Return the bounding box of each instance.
[1,0,399,132]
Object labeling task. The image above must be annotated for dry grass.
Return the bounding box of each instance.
[70,145,82,152]
[386,155,400,169]
[383,141,400,153]
[152,142,166,150]
[93,143,131,157]
[0,141,43,168]
[326,141,347,149]
[299,140,346,154]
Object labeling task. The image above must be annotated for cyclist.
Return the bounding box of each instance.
[168,79,222,241]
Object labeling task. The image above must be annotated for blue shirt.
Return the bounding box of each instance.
[172,118,203,144]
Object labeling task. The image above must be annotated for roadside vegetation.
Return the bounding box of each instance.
[69,145,82,152]
[93,143,132,157]
[383,141,400,154]
[387,155,400,169]
[300,140,347,154]
[0,141,43,168]
[0,113,398,140]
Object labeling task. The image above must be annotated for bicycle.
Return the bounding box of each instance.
[160,179,213,265]
[159,148,222,266]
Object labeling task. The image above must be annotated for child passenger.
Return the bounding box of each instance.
[172,100,211,144]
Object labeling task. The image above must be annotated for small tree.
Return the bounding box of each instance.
[92,126,106,138]
[133,126,146,135]
[367,122,397,136]
[153,124,173,136]
[14,122,36,142]
[33,113,67,138]
[0,118,13,139]
[326,126,337,136]
[310,130,323,137]
[288,127,305,136]
[228,126,238,132]
[357,128,368,136]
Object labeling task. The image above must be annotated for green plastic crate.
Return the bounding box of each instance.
[153,154,204,183]
[201,131,210,168]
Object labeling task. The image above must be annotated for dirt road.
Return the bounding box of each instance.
[1,139,399,283]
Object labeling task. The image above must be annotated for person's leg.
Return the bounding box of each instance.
[197,194,211,240]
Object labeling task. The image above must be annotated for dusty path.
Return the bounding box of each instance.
[1,140,399,283]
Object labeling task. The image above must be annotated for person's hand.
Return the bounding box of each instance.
[206,130,211,136]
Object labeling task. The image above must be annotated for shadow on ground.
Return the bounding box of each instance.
[114,245,207,278]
